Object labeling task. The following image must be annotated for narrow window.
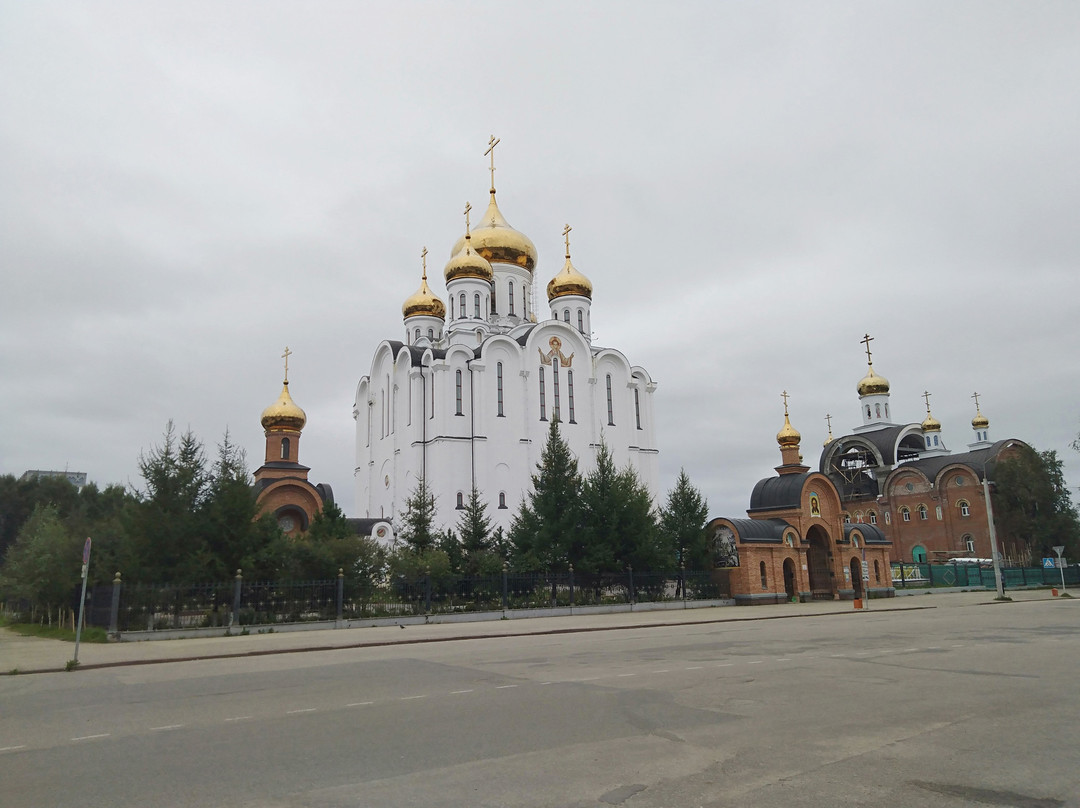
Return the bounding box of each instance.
[474,293,480,318]
[634,388,642,429]
[459,293,466,318]
[936,505,942,520]
[567,370,576,423]
[430,370,434,419]
[885,403,890,418]
[759,561,768,590]
[866,405,871,418]
[496,362,504,416]
[455,369,463,416]
[918,504,928,521]
[552,358,561,422]
[428,328,434,340]
[280,437,290,460]
[843,512,851,524]
[414,328,420,342]
[901,507,910,522]
[606,374,614,425]
[450,298,454,319]
[509,282,515,315]
[391,386,396,433]
[456,492,464,509]
[885,511,891,525]
[539,367,547,420]
[869,510,877,525]
[562,308,570,322]
[959,501,970,517]
[498,492,507,509]
[965,536,975,553]
[577,310,584,332]
[875,403,881,418]
[522,285,527,316]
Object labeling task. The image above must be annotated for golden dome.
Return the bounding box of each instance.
[777,413,801,448]
[921,413,942,433]
[451,192,537,272]
[402,270,446,320]
[547,254,593,301]
[972,410,989,430]
[261,381,307,431]
[444,233,494,283]
[857,365,890,396]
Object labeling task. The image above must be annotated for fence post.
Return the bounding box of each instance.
[231,569,243,628]
[680,563,686,607]
[109,571,122,637]
[900,563,906,588]
[424,567,432,614]
[336,568,344,624]
[569,564,575,610]
[501,562,508,612]
[627,564,635,606]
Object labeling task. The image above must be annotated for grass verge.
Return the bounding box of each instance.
[0,617,108,643]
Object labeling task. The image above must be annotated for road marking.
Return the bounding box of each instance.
[617,673,636,677]
[347,701,374,707]
[926,646,942,650]
[0,746,26,752]
[652,669,670,673]
[903,648,919,653]
[776,658,791,662]
[495,685,518,689]
[579,676,601,681]
[287,708,316,714]
[715,663,733,667]
[951,644,965,648]
[224,716,251,722]
[150,724,184,731]
[449,690,474,694]
[400,695,427,701]
[72,734,110,742]
[830,654,846,658]
[686,666,704,670]
[747,660,763,665]
[540,682,552,685]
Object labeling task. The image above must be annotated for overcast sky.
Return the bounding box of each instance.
[2,1,1078,522]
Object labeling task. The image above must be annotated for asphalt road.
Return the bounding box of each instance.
[2,599,1077,808]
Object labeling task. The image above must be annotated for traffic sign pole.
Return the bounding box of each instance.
[73,537,92,667]
[1053,545,1066,593]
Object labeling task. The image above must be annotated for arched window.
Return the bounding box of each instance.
[900,507,910,522]
[866,405,872,419]
[427,328,434,340]
[853,535,861,548]
[958,500,970,517]
[885,510,891,525]
[496,362,504,417]
[508,281,515,315]
[843,512,851,524]
[562,309,570,322]
[474,293,480,318]
[449,298,454,319]
[917,504,928,521]
[964,535,975,553]
[539,367,547,420]
[498,492,507,509]
[552,358,561,421]
[606,374,614,425]
[577,310,584,332]
[414,328,420,342]
[280,437,290,460]
[459,293,466,317]
[634,388,642,429]
[455,369,463,415]
[567,370,576,423]
[875,403,881,418]
[868,510,877,525]
[456,492,464,509]
[885,403,890,418]
[759,561,768,590]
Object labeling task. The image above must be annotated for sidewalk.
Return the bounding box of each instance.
[0,589,1062,675]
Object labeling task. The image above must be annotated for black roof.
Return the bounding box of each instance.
[749,473,809,512]
[897,439,1018,484]
[385,340,447,367]
[346,517,385,537]
[844,522,889,545]
[728,518,790,542]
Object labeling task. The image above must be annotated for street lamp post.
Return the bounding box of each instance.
[982,476,1005,598]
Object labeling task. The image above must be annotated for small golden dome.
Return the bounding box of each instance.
[444,233,494,283]
[777,413,801,448]
[922,413,942,433]
[402,271,446,320]
[451,193,537,272]
[972,410,989,430]
[547,254,593,301]
[857,365,890,396]
[261,381,307,431]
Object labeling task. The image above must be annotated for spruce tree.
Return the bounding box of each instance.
[458,487,499,575]
[658,468,710,570]
[397,477,438,555]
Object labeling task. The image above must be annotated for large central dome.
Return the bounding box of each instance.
[451,192,537,272]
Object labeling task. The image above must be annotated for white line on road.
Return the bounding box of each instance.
[652,669,670,673]
[747,661,763,665]
[715,663,732,667]
[495,685,518,689]
[830,654,846,658]
[776,658,791,662]
[686,666,704,670]
[71,734,110,742]
[0,746,26,752]
[617,673,636,677]
[903,648,919,652]
[347,702,374,707]
[951,644,965,648]
[150,725,184,731]
[400,695,427,700]
[579,676,601,681]
[449,690,474,694]
[287,708,316,714]
[224,716,251,722]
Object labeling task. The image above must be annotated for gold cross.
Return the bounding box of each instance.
[781,390,790,414]
[923,390,932,414]
[972,391,982,412]
[464,202,472,234]
[563,224,572,258]
[860,333,874,366]
[421,246,428,280]
[484,135,500,193]
[281,346,292,382]
[825,413,833,432]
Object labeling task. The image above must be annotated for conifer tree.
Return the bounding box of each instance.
[397,477,438,555]
[658,468,710,570]
[458,487,500,575]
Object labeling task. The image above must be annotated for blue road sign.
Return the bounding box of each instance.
[1042,557,1055,568]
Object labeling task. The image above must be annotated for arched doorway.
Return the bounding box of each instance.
[850,557,864,599]
[912,544,927,563]
[783,558,797,600]
[806,525,834,600]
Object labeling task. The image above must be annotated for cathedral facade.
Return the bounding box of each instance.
[353,143,659,538]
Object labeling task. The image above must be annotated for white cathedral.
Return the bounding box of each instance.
[353,143,659,538]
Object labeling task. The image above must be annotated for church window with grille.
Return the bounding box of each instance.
[539,367,547,421]
[552,359,561,421]
[606,374,614,425]
[496,362,504,416]
[567,370,576,423]
[508,282,515,315]
[474,293,480,318]
[455,370,463,415]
